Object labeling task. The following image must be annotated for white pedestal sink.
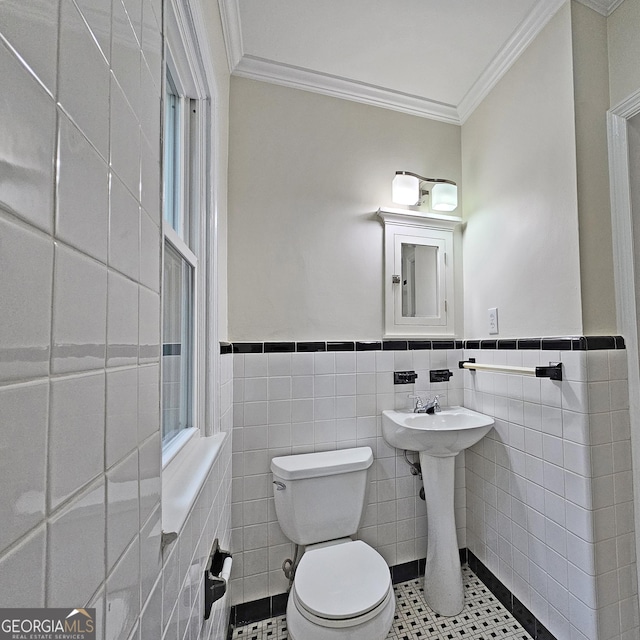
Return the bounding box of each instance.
[381,407,494,616]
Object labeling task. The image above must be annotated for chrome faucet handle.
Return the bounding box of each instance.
[408,394,427,412]
[430,394,447,412]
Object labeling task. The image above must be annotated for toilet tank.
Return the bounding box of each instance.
[271,447,373,546]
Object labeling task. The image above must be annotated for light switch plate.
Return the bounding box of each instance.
[488,307,499,335]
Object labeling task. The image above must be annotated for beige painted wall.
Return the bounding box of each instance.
[461,3,583,339]
[571,1,617,335]
[227,78,461,341]
[608,0,640,109]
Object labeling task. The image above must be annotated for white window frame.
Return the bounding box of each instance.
[161,0,226,541]
[161,0,213,467]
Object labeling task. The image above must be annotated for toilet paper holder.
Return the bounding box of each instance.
[204,538,233,620]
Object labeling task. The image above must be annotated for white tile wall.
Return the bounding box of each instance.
[464,348,638,640]
[52,244,108,373]
[0,524,47,607]
[230,345,639,640]
[49,372,106,508]
[0,3,232,640]
[0,217,53,382]
[56,112,110,262]
[0,37,56,232]
[230,348,466,605]
[0,382,48,552]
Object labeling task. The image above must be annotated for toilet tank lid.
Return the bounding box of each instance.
[271,447,373,481]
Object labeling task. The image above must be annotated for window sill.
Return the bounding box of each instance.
[162,427,199,470]
[161,431,227,541]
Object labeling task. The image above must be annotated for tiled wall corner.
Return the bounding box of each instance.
[0,0,163,636]
[229,347,466,604]
[220,352,234,434]
[153,352,234,640]
[463,348,638,640]
[0,3,232,640]
[159,435,232,640]
[200,352,235,640]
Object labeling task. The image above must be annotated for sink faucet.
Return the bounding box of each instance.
[425,396,441,414]
[409,395,425,412]
[409,395,441,414]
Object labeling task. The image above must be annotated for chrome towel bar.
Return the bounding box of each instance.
[459,358,562,380]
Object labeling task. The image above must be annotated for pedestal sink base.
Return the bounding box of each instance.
[380,406,494,616]
[420,451,464,617]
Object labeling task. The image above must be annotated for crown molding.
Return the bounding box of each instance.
[457,0,566,124]
[219,0,603,126]
[218,0,459,123]
[218,0,243,73]
[575,0,624,16]
[233,55,461,124]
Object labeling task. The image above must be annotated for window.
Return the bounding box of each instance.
[161,26,208,453]
[160,0,223,537]
[162,242,193,443]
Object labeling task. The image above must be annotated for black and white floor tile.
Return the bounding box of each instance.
[231,567,534,640]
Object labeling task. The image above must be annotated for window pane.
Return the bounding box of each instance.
[164,70,181,234]
[162,242,193,443]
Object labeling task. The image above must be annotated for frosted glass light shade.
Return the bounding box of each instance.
[392,173,420,205]
[431,182,458,212]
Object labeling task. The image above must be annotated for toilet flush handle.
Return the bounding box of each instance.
[273,481,286,491]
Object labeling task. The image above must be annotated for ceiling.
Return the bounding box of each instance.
[219,0,623,124]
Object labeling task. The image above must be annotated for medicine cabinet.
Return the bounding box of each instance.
[378,208,462,338]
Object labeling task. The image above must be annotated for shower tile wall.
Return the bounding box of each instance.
[229,348,466,605]
[463,348,638,640]
[0,3,233,639]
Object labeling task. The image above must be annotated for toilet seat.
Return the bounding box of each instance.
[293,540,392,626]
[292,583,394,628]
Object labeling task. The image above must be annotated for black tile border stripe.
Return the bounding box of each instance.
[223,336,625,354]
[229,591,288,629]
[408,340,432,350]
[162,343,182,356]
[296,341,326,352]
[356,341,382,351]
[383,340,408,350]
[264,342,295,353]
[327,341,355,351]
[231,342,263,354]
[466,550,557,640]
[517,338,542,350]
[228,548,556,640]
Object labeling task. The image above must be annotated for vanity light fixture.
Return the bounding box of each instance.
[392,171,458,212]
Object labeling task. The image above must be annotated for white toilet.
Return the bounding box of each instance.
[271,446,395,640]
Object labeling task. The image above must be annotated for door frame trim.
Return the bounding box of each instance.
[608,90,640,592]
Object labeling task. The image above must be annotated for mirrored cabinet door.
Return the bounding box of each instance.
[378,209,459,338]
[396,235,446,326]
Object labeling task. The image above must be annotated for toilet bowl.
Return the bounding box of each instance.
[287,539,395,640]
[271,448,395,640]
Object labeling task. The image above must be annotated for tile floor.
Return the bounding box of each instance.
[231,566,534,640]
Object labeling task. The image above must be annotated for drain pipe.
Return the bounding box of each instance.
[403,450,425,501]
[282,543,300,590]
